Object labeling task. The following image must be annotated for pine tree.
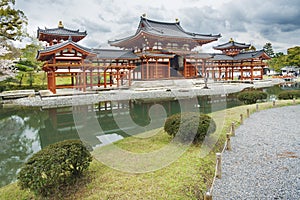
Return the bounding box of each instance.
[0,0,27,41]
[263,42,275,58]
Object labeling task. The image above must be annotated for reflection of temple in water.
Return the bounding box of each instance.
[38,95,241,148]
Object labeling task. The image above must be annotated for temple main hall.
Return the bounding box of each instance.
[37,16,270,94]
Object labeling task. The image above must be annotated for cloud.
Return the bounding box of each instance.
[14,0,300,53]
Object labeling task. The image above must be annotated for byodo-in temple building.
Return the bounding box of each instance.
[37,16,270,94]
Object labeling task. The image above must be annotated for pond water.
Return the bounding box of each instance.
[0,83,299,187]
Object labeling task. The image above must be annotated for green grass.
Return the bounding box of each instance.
[0,99,299,200]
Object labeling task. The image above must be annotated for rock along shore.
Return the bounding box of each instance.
[3,79,284,108]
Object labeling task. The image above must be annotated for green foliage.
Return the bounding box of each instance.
[0,71,47,91]
[17,140,92,197]
[278,90,300,100]
[267,52,288,72]
[19,39,44,71]
[263,42,275,58]
[164,112,216,144]
[267,46,300,72]
[0,0,28,41]
[287,46,300,67]
[15,63,33,71]
[237,90,268,104]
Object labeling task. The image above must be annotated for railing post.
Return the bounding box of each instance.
[226,133,232,151]
[240,114,243,125]
[273,100,276,107]
[216,153,222,179]
[247,108,250,118]
[204,192,212,200]
[256,103,259,112]
[293,98,296,104]
[231,122,235,136]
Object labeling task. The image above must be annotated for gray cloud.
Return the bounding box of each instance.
[15,0,300,53]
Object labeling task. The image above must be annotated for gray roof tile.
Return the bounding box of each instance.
[37,27,87,37]
[109,17,221,46]
[214,40,250,50]
[91,49,139,60]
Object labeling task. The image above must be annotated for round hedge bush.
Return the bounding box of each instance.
[17,140,92,197]
[164,112,216,144]
[278,90,300,100]
[237,90,268,104]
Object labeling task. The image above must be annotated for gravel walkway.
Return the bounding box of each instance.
[213,105,300,200]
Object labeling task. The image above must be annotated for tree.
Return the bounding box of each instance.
[267,52,287,72]
[286,46,300,67]
[0,0,27,41]
[263,42,275,58]
[19,37,43,71]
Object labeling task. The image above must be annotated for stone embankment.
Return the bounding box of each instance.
[1,79,284,108]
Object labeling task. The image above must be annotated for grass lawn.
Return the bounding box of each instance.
[0,99,299,200]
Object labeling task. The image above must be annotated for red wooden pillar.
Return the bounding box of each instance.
[83,68,86,92]
[90,69,93,89]
[241,67,244,80]
[128,69,132,86]
[231,67,234,80]
[168,60,171,78]
[110,68,113,86]
[104,69,107,88]
[97,69,100,87]
[146,59,149,80]
[219,67,222,80]
[155,59,158,79]
[141,60,144,80]
[71,73,74,86]
[116,69,120,87]
[225,67,228,80]
[202,60,205,77]
[250,66,254,80]
[184,58,187,78]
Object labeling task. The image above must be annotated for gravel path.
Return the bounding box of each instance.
[213,105,300,200]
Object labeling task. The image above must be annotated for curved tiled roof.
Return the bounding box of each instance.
[213,40,251,50]
[91,49,139,60]
[109,16,221,48]
[37,39,92,60]
[37,25,87,43]
[37,27,87,37]
[186,50,270,61]
[136,17,221,39]
[209,50,270,61]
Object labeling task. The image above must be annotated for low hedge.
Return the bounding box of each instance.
[278,90,300,100]
[164,112,216,144]
[17,140,92,197]
[237,90,268,104]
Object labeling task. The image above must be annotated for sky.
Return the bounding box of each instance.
[15,0,300,53]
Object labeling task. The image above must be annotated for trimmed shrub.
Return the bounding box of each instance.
[164,112,216,144]
[278,90,300,100]
[17,140,92,197]
[237,90,268,104]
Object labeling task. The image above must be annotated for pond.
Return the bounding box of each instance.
[0,83,299,187]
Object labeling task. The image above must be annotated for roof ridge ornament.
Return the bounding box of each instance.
[142,13,147,18]
[58,21,64,28]
[229,38,234,42]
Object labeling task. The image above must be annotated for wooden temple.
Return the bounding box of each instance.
[37,21,138,94]
[208,39,271,80]
[37,17,270,94]
[109,15,221,79]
